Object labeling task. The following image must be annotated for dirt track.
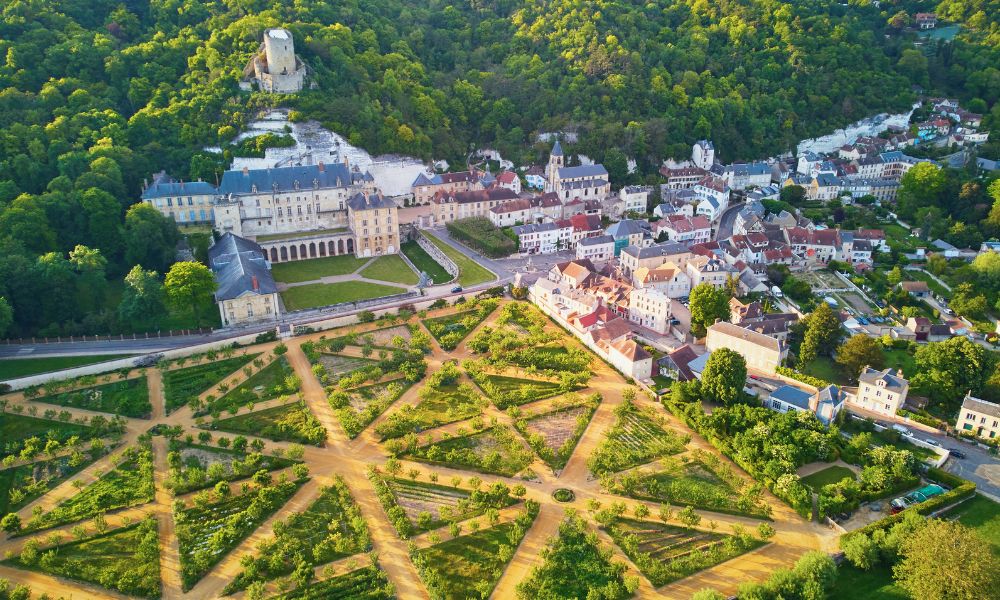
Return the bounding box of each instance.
[0,302,837,599]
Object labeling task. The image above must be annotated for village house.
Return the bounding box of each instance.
[654,215,712,244]
[208,233,281,327]
[691,140,716,170]
[659,166,709,190]
[628,287,673,334]
[606,219,653,256]
[488,193,563,227]
[706,321,787,374]
[633,262,691,298]
[619,242,695,280]
[576,235,615,262]
[915,13,938,29]
[899,281,931,298]
[851,367,909,417]
[141,172,218,224]
[494,170,521,194]
[686,256,738,289]
[784,227,841,264]
[411,169,488,204]
[693,176,730,220]
[715,162,772,190]
[524,165,546,190]
[956,393,1000,441]
[619,186,650,215]
[429,187,518,226]
[766,384,846,425]
[512,222,568,254]
[657,344,700,381]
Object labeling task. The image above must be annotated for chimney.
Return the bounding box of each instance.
[242,166,249,176]
[318,161,325,173]
[252,275,259,292]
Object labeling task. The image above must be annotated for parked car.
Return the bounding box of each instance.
[892,424,912,436]
[451,286,463,293]
[947,448,967,459]
[923,438,942,447]
[858,317,869,325]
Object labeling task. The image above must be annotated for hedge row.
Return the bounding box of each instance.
[446,217,516,258]
[775,366,829,389]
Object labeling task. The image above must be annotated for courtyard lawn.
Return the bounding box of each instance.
[401,240,451,284]
[883,348,916,376]
[829,564,907,600]
[941,494,1000,555]
[422,231,495,287]
[800,356,847,385]
[271,255,370,284]
[800,465,856,491]
[281,281,406,311]
[359,254,419,285]
[0,354,134,381]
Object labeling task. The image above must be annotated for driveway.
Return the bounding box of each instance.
[715,200,745,240]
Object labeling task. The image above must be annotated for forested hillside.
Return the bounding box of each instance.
[0,0,996,337]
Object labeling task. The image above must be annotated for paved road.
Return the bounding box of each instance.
[715,200,746,240]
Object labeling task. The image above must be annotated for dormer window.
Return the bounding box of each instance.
[294,180,300,190]
[251,184,257,193]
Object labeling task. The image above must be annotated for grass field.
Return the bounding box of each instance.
[473,373,565,409]
[204,356,296,415]
[401,240,451,284]
[281,281,406,311]
[407,426,534,476]
[942,494,1000,555]
[0,354,134,381]
[829,564,907,600]
[800,465,856,491]
[0,450,106,514]
[800,357,847,385]
[271,255,370,283]
[422,231,495,287]
[631,455,769,518]
[359,254,419,285]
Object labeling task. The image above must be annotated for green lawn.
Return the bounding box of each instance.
[883,348,916,376]
[271,255,371,283]
[401,240,451,284]
[0,450,106,514]
[0,413,96,459]
[942,494,1000,555]
[374,382,486,439]
[422,231,495,287]
[202,356,296,415]
[0,355,135,381]
[281,281,406,311]
[407,426,535,476]
[800,465,856,491]
[829,564,908,600]
[359,254,419,285]
[800,356,848,385]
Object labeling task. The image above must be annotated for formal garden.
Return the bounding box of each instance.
[4,299,983,599]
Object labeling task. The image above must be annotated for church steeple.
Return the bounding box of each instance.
[545,140,565,194]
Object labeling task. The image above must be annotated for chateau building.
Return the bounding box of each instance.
[347,192,400,257]
[208,233,280,326]
[141,172,216,224]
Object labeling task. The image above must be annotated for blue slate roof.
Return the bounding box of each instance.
[347,192,395,211]
[558,164,608,179]
[578,234,614,247]
[141,179,217,200]
[552,140,564,156]
[208,233,278,301]
[688,352,710,377]
[770,385,813,410]
[219,163,353,196]
[605,219,650,239]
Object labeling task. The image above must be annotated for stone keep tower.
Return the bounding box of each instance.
[264,29,296,79]
[243,28,306,93]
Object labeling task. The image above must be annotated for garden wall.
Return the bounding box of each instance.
[415,233,459,281]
